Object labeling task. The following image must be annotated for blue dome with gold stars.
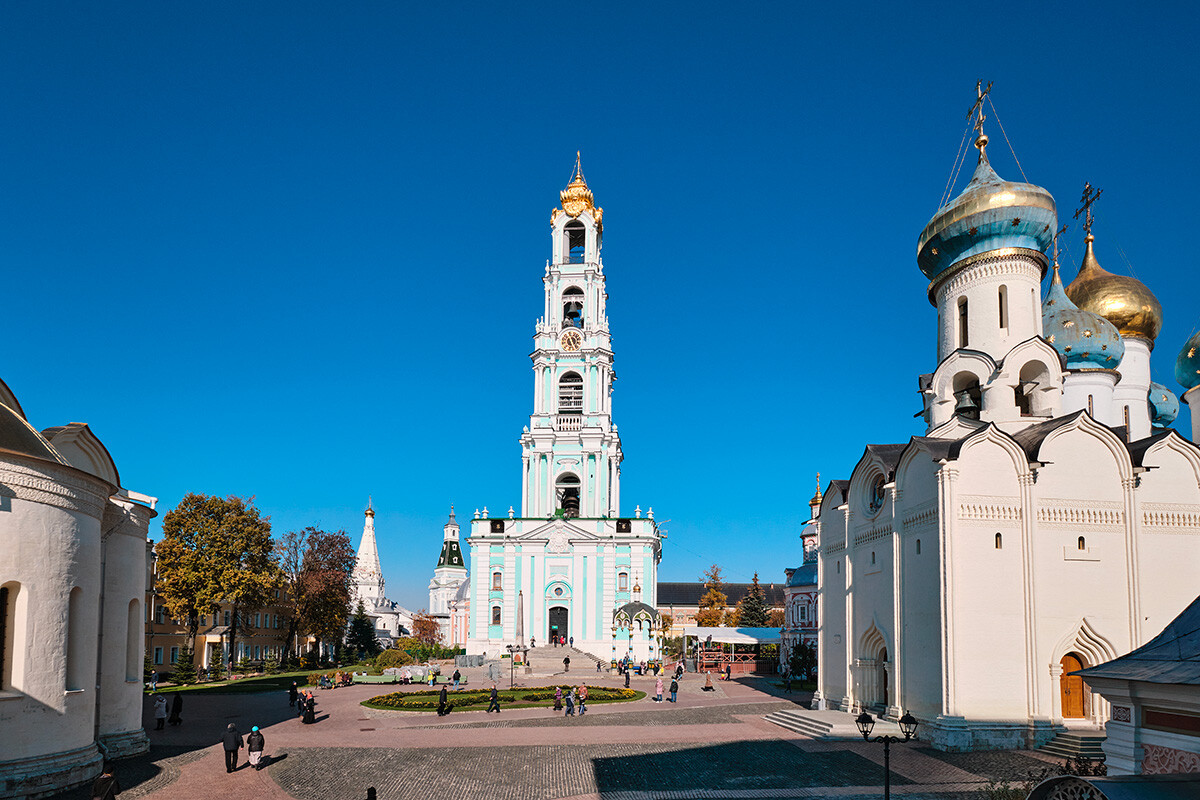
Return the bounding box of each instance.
[1149,382,1179,428]
[1042,264,1124,370]
[918,139,1057,281]
[1176,332,1200,391]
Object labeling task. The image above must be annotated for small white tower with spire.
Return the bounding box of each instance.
[428,506,469,643]
[352,497,385,608]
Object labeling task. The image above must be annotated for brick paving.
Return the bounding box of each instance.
[42,672,1056,800]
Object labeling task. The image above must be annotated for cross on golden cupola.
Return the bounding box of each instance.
[554,151,603,229]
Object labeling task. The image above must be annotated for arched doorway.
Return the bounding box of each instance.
[1060,653,1085,718]
[549,606,568,643]
[879,647,889,709]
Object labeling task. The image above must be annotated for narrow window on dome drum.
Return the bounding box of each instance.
[958,297,969,348]
[998,285,1008,330]
[995,533,1003,550]
[1078,536,1086,551]
[1087,395,1094,415]
[916,539,921,555]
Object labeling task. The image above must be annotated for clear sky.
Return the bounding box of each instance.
[3,3,1197,611]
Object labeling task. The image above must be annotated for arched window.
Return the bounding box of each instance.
[957,297,969,348]
[836,561,840,574]
[1078,536,1086,551]
[618,572,629,592]
[491,606,502,625]
[556,472,581,517]
[998,285,1009,331]
[66,587,85,691]
[558,372,583,414]
[871,551,876,565]
[1087,395,1094,416]
[915,539,922,555]
[126,599,140,682]
[1124,406,1131,440]
[995,533,1003,550]
[562,286,584,329]
[565,220,585,263]
[0,583,19,691]
[492,572,502,591]
[953,374,982,420]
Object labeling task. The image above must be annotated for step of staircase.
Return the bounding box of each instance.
[1039,731,1106,760]
[763,708,905,741]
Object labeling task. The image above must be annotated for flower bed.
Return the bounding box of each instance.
[364,684,640,711]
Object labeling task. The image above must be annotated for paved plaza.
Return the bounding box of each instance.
[50,668,1058,800]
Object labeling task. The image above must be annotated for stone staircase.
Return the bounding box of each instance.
[764,707,906,740]
[523,645,606,676]
[1039,731,1106,761]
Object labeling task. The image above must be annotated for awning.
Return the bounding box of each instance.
[682,626,781,645]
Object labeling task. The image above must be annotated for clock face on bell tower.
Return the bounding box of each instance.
[559,329,583,352]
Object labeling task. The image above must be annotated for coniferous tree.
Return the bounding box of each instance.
[737,572,771,628]
[170,647,198,685]
[346,600,382,657]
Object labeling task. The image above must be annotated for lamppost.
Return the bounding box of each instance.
[855,711,919,800]
[611,625,616,669]
[504,644,518,689]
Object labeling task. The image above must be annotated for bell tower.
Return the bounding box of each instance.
[521,154,622,518]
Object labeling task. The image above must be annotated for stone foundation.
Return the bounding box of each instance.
[99,727,150,760]
[923,715,1058,752]
[0,742,101,800]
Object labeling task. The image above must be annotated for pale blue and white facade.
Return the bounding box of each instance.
[464,157,662,662]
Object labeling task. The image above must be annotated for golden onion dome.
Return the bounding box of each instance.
[1065,234,1163,343]
[555,151,603,230]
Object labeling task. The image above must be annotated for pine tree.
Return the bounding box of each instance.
[171,647,198,685]
[346,600,382,657]
[736,572,770,628]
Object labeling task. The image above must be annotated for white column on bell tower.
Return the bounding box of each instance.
[520,153,623,519]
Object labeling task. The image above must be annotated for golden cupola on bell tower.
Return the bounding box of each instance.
[551,152,603,266]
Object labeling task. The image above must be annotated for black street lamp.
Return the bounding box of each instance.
[504,644,518,689]
[856,711,919,800]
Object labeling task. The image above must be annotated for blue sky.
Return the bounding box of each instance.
[3,3,1197,611]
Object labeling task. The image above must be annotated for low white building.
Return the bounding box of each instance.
[814,102,1200,751]
[0,384,156,798]
[1077,594,1200,775]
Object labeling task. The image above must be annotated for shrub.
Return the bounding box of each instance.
[263,656,280,675]
[373,649,413,671]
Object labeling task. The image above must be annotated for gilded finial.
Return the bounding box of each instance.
[967,80,993,152]
[1074,182,1103,239]
[810,472,823,506]
[559,151,601,224]
[365,495,375,517]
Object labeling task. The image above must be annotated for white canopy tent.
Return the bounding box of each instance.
[681,626,782,645]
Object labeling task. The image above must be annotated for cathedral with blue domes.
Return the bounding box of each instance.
[813,89,1200,756]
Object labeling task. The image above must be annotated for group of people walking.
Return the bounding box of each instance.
[221,723,267,772]
[552,684,587,716]
[288,681,317,723]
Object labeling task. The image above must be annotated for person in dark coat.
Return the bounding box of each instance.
[221,723,243,773]
[563,656,570,672]
[168,692,182,726]
[302,691,316,724]
[437,685,450,716]
[91,761,121,800]
[246,726,266,770]
[669,678,679,702]
[486,683,501,713]
[288,681,298,707]
[624,669,630,689]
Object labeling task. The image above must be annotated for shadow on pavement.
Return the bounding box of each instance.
[590,740,911,796]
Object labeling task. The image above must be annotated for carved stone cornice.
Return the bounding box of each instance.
[0,455,110,519]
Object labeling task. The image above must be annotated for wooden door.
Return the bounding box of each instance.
[1060,654,1085,718]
